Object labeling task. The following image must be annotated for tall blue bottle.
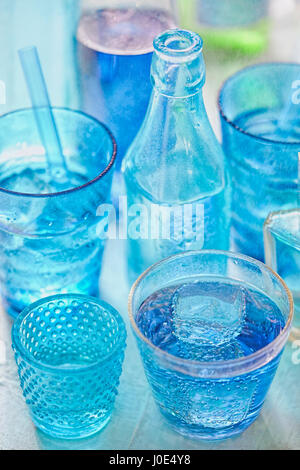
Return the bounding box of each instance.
[122,29,230,283]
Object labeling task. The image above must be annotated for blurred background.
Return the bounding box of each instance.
[1,0,300,138]
[0,0,300,451]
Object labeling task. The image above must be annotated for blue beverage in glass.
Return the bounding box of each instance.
[219,63,300,261]
[264,208,300,339]
[12,294,126,439]
[0,108,116,318]
[77,6,176,169]
[129,251,293,440]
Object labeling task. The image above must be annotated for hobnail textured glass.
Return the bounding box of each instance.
[12,294,127,439]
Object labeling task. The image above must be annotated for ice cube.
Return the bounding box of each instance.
[171,281,247,347]
[185,377,257,428]
[0,169,50,235]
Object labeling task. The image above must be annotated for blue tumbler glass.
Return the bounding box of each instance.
[219,63,300,261]
[129,250,293,440]
[12,294,127,439]
[0,108,116,318]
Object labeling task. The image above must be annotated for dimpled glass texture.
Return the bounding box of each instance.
[129,251,293,440]
[219,64,300,261]
[12,294,127,439]
[0,108,116,319]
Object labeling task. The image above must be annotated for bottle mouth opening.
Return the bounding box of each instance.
[154,29,203,60]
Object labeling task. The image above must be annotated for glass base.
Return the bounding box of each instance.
[160,409,259,441]
[32,415,111,440]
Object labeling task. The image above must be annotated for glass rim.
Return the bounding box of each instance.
[12,294,127,374]
[128,250,293,377]
[0,107,117,199]
[264,208,300,250]
[218,62,300,147]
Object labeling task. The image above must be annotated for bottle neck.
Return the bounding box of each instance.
[150,29,206,99]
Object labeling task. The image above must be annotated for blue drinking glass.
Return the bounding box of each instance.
[12,294,127,439]
[264,208,300,340]
[0,108,116,319]
[129,250,293,440]
[76,1,176,170]
[219,63,300,261]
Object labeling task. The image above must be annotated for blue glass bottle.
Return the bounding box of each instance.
[122,29,230,283]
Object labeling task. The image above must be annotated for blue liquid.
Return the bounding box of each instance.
[77,8,175,167]
[136,278,285,439]
[0,166,104,318]
[126,174,230,284]
[229,109,300,260]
